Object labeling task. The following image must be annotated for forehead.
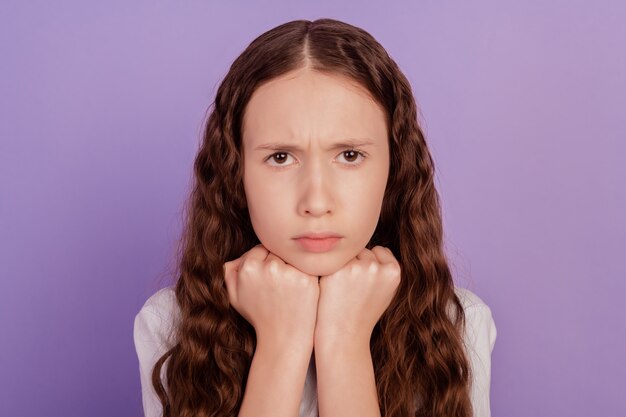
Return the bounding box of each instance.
[241,69,388,147]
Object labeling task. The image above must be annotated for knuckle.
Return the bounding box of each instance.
[383,263,401,280]
[240,258,257,275]
[266,259,281,274]
[296,274,311,287]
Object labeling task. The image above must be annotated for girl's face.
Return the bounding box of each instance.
[241,67,389,277]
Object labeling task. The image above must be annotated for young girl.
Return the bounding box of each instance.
[134,18,497,417]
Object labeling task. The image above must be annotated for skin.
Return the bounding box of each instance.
[226,66,402,417]
[241,66,390,277]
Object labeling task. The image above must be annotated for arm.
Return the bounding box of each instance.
[314,335,381,417]
[135,299,314,417]
[238,340,314,417]
[314,304,497,417]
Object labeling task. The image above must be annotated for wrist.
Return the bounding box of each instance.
[256,334,314,357]
[314,327,372,353]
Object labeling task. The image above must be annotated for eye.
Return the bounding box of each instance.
[264,149,368,169]
[337,149,367,166]
[265,152,294,168]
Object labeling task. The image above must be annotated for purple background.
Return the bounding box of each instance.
[1,1,624,416]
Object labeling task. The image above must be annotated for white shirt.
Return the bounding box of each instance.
[134,285,497,417]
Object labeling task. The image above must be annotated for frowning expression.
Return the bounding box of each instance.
[241,67,390,276]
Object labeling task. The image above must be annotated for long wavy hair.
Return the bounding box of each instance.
[151,18,473,417]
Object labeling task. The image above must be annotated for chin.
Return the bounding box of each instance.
[302,265,336,277]
[289,255,348,277]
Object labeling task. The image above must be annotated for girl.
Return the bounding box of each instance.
[134,18,497,417]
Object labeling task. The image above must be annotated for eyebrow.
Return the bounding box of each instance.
[254,138,376,152]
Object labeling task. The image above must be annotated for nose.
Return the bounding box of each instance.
[297,157,334,217]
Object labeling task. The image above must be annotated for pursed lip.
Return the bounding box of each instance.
[293,231,343,239]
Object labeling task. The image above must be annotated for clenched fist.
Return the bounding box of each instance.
[314,246,401,346]
[223,244,320,350]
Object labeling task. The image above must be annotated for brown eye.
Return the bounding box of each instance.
[337,149,367,166]
[266,152,294,168]
[343,150,359,162]
[271,152,288,164]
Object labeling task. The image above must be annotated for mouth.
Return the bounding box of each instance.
[293,236,342,252]
[293,231,343,239]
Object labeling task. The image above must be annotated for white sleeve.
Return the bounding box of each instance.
[133,306,171,417]
[463,304,497,417]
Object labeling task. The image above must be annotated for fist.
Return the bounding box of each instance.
[314,246,401,345]
[223,244,320,348]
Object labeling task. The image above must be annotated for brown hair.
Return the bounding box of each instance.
[152,18,473,417]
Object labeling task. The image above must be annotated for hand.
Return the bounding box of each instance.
[223,244,320,349]
[314,246,401,346]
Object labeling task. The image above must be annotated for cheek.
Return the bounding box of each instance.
[244,167,269,206]
[353,194,383,228]
[245,178,286,231]
[354,175,386,211]
[247,175,283,208]
[347,174,387,241]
